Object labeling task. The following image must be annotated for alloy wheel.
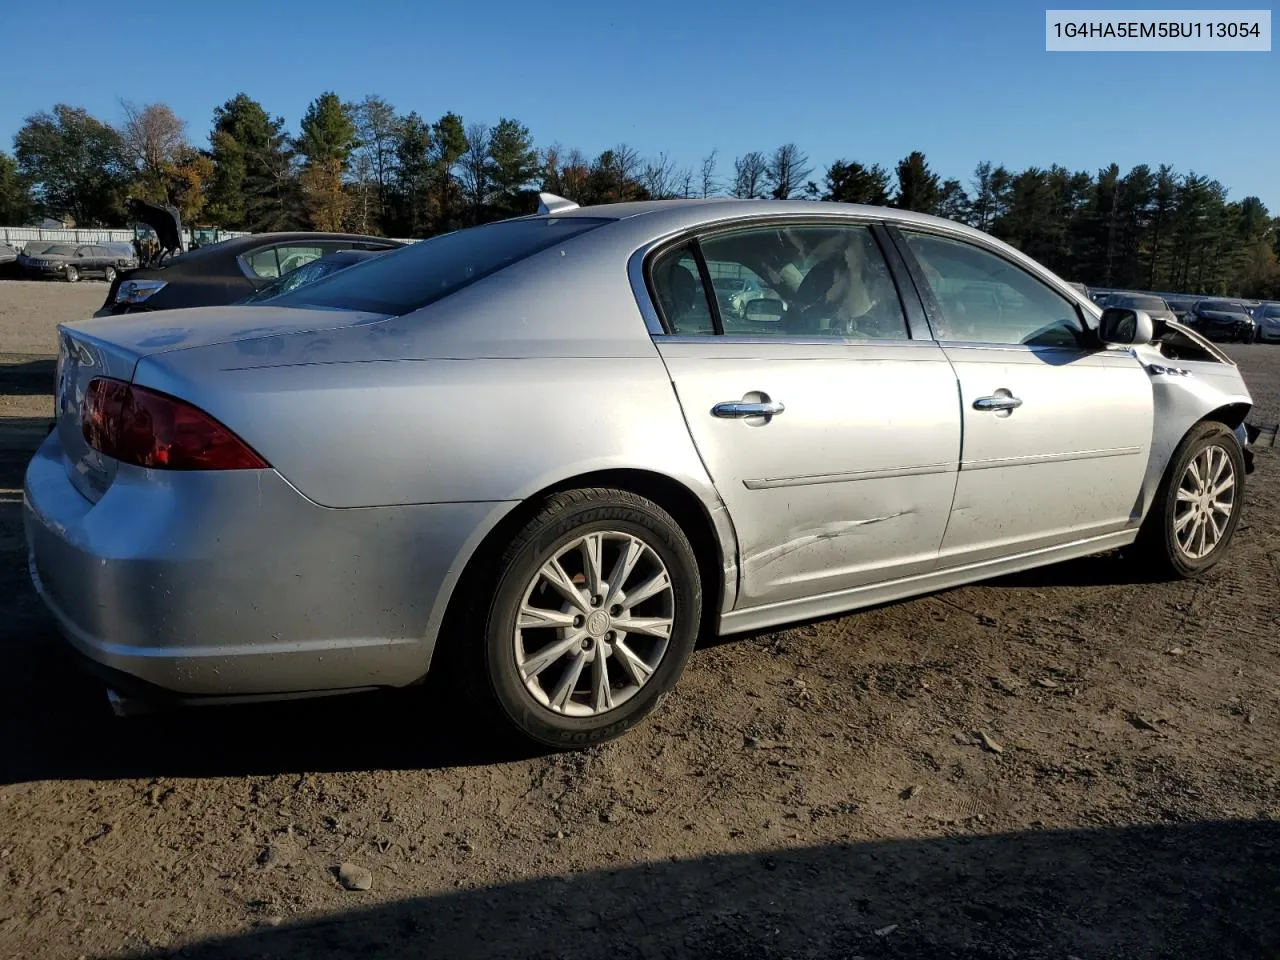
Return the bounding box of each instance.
[513,530,675,717]
[1173,443,1236,560]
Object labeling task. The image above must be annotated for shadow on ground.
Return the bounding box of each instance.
[0,416,53,488]
[0,419,1226,786]
[122,820,1280,959]
[0,356,55,396]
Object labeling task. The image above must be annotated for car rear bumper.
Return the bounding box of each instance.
[23,429,503,701]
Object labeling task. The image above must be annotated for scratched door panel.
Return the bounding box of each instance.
[655,338,961,607]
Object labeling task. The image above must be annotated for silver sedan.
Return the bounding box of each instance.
[24,198,1256,747]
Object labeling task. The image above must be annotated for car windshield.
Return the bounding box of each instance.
[713,278,747,291]
[1109,294,1167,311]
[272,217,612,315]
[1262,305,1280,317]
[1200,300,1242,313]
[21,242,55,256]
[43,244,76,257]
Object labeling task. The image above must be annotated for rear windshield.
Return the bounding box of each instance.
[272,217,611,315]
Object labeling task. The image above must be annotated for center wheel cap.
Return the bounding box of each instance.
[585,610,611,637]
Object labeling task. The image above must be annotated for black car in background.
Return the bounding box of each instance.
[1187,298,1257,342]
[1102,292,1177,323]
[0,242,19,278]
[19,242,138,282]
[98,232,403,315]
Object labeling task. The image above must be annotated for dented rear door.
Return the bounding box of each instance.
[657,338,961,608]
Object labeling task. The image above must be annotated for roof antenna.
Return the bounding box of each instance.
[537,192,579,215]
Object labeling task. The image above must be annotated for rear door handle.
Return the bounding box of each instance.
[973,395,1022,412]
[712,400,785,419]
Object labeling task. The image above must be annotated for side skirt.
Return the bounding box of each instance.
[718,529,1138,636]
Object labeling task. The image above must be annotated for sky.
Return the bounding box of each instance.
[1,0,1276,210]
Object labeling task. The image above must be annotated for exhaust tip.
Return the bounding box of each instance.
[106,688,154,717]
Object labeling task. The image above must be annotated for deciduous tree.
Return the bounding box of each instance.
[14,104,130,225]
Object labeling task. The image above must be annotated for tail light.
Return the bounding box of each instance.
[82,377,268,470]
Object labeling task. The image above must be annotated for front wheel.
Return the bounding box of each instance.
[103,267,116,283]
[1134,421,1245,578]
[64,265,79,282]
[473,488,702,748]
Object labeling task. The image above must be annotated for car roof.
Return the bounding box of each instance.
[557,197,980,234]
[214,232,404,250]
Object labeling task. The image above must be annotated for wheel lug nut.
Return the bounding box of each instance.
[573,615,584,628]
[610,605,621,616]
[590,595,602,607]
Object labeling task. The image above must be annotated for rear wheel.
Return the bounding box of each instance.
[470,488,702,748]
[64,265,79,282]
[1134,421,1245,578]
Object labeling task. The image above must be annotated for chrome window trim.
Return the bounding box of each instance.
[653,333,945,349]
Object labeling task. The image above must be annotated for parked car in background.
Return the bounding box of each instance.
[1163,295,1198,323]
[237,249,389,303]
[98,231,404,315]
[19,243,138,282]
[710,275,769,318]
[16,241,57,272]
[25,196,1258,749]
[1253,302,1280,343]
[0,242,20,278]
[1187,298,1257,342]
[1103,292,1177,323]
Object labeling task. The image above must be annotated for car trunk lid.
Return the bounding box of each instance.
[55,306,390,502]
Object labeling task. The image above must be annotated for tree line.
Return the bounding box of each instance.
[1,93,1277,298]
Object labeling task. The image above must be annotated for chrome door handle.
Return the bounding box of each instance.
[712,400,785,419]
[973,395,1022,412]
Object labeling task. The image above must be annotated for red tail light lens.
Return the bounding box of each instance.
[82,377,268,470]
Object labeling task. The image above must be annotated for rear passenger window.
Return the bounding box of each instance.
[648,223,909,339]
[244,247,281,279]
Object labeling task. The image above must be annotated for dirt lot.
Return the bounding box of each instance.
[1,280,1278,959]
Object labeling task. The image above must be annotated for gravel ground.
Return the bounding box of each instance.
[1,282,1278,959]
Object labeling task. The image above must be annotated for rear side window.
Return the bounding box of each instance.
[244,247,282,279]
[273,217,612,315]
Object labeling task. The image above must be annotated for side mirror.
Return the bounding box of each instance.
[1098,307,1154,345]
[745,298,785,322]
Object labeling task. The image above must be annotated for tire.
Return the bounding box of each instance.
[103,267,116,284]
[64,265,79,282]
[468,488,702,748]
[1133,421,1245,578]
